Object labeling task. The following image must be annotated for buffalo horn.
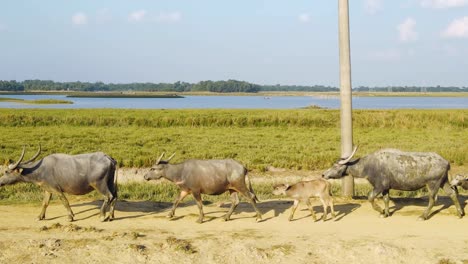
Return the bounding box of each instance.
[166,153,176,162]
[20,145,41,165]
[156,152,165,164]
[8,146,26,170]
[338,146,358,165]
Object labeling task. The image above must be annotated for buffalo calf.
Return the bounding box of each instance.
[451,174,468,190]
[273,178,335,221]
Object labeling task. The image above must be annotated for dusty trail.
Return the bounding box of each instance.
[0,195,467,264]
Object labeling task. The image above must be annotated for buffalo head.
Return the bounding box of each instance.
[1,146,41,186]
[322,146,358,179]
[143,152,175,181]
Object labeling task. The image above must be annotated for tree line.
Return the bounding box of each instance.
[0,80,467,93]
[0,80,260,93]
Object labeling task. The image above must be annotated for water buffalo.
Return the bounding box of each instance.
[322,147,464,220]
[143,153,262,223]
[272,178,335,221]
[0,146,118,222]
[451,174,468,190]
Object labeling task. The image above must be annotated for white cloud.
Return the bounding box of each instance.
[365,0,383,14]
[420,0,468,8]
[298,13,311,23]
[398,18,418,42]
[128,10,147,22]
[442,16,468,38]
[156,11,182,23]
[72,12,88,26]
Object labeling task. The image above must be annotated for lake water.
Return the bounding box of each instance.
[0,94,467,109]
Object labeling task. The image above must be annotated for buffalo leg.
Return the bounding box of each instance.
[382,190,390,217]
[192,192,204,223]
[288,200,300,221]
[57,192,75,222]
[442,182,464,218]
[97,182,117,222]
[239,189,262,222]
[420,184,438,220]
[37,191,52,220]
[224,191,240,221]
[305,199,317,221]
[368,188,384,216]
[99,196,111,222]
[108,193,117,221]
[168,190,189,218]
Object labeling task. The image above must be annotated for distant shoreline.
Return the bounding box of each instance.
[0,91,467,98]
[0,97,73,105]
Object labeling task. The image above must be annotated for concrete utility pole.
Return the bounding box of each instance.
[338,0,354,197]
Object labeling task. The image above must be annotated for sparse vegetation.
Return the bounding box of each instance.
[166,236,197,254]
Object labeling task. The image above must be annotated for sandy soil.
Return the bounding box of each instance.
[0,192,467,264]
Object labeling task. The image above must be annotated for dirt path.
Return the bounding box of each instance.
[0,195,467,264]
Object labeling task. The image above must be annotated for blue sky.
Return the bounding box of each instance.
[0,0,467,87]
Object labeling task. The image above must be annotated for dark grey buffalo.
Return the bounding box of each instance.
[0,146,118,222]
[143,153,262,223]
[322,147,464,220]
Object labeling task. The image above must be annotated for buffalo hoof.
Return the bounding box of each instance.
[166,213,174,219]
[223,216,230,222]
[196,219,203,224]
[67,216,74,222]
[417,216,427,221]
[256,217,263,223]
[37,216,45,221]
[380,214,388,218]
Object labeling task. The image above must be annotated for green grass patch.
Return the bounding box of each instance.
[0,98,73,104]
[0,109,466,171]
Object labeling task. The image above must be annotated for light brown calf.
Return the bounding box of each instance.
[451,174,468,190]
[273,178,335,221]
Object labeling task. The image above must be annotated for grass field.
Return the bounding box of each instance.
[0,97,73,104]
[0,108,466,201]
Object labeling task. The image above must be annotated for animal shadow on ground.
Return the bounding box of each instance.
[380,195,467,219]
[216,199,360,222]
[288,201,361,222]
[217,200,290,222]
[70,200,174,221]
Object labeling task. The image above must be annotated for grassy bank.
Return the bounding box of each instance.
[0,109,466,170]
[0,97,73,104]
